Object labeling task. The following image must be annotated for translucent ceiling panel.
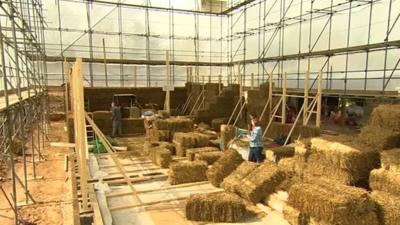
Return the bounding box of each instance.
[149,11,169,37]
[123,36,147,60]
[121,8,145,34]
[93,5,119,33]
[60,1,88,30]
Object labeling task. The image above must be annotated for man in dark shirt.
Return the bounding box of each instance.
[111,102,122,137]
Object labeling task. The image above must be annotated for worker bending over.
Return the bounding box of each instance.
[111,101,122,137]
[236,113,264,163]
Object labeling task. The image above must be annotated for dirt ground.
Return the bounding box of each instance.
[0,120,73,225]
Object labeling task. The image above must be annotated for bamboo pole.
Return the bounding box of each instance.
[102,38,108,87]
[281,72,287,124]
[316,70,323,127]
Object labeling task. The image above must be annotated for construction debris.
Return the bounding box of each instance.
[185,191,247,223]
[221,161,258,194]
[206,149,244,187]
[369,168,400,196]
[371,191,400,225]
[194,151,223,165]
[235,162,285,203]
[168,161,208,185]
[288,180,378,225]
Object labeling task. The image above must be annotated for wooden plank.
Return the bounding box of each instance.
[72,58,89,211]
[303,71,309,125]
[106,181,209,198]
[109,190,223,211]
[281,72,287,124]
[85,113,144,205]
[316,70,323,128]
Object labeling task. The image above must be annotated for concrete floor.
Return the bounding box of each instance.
[87,136,291,225]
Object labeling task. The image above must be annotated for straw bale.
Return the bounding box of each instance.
[369,104,400,131]
[308,136,380,184]
[277,157,306,190]
[283,205,309,225]
[157,110,170,119]
[381,148,400,172]
[220,124,236,150]
[288,181,378,225]
[186,147,219,161]
[169,161,208,185]
[358,125,400,150]
[147,147,172,168]
[294,139,311,158]
[369,168,400,196]
[206,149,244,187]
[143,141,160,155]
[265,146,294,162]
[236,162,285,203]
[173,132,210,157]
[211,117,228,131]
[92,111,111,120]
[308,212,378,225]
[154,148,172,168]
[371,191,400,225]
[154,119,169,130]
[195,151,224,165]
[221,161,258,193]
[185,191,246,223]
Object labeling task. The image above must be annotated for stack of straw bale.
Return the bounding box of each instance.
[144,141,175,155]
[185,191,246,222]
[173,132,209,157]
[186,146,219,161]
[366,148,400,225]
[148,147,172,168]
[277,157,306,191]
[194,151,224,165]
[235,162,285,203]
[220,124,236,150]
[211,117,228,132]
[370,191,400,225]
[221,161,258,193]
[168,161,208,185]
[265,146,295,162]
[146,117,193,142]
[302,136,380,185]
[287,179,379,225]
[357,104,400,150]
[206,149,244,187]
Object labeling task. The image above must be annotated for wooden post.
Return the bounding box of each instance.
[71,58,89,211]
[189,67,193,82]
[102,38,108,87]
[165,51,171,113]
[134,66,137,87]
[63,59,70,121]
[303,71,309,125]
[251,73,254,90]
[218,74,222,95]
[281,72,287,124]
[316,70,323,128]
[186,67,189,82]
[269,73,273,115]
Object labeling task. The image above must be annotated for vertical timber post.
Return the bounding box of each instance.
[303,71,309,125]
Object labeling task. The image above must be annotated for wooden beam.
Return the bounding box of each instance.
[71,58,89,211]
[303,71,309,125]
[281,73,287,124]
[165,50,171,113]
[316,71,323,128]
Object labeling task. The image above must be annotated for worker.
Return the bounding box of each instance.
[111,101,122,137]
[236,113,264,163]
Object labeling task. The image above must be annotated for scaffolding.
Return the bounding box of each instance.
[0,0,48,224]
[42,0,400,94]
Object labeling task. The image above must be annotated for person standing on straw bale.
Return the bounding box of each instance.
[236,113,264,163]
[111,101,122,137]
